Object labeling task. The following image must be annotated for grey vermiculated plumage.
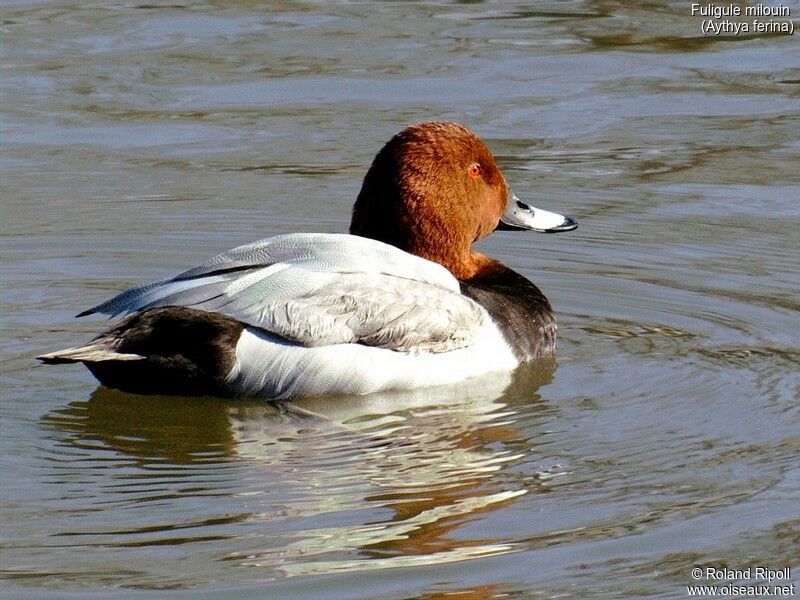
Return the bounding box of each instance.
[79,233,485,353]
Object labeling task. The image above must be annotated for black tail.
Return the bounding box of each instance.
[38,307,245,396]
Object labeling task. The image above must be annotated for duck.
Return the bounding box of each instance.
[38,122,577,400]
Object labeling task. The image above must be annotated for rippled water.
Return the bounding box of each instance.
[2,1,799,598]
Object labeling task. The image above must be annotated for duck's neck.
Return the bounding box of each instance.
[435,250,504,282]
[352,221,492,282]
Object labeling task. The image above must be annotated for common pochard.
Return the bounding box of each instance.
[39,122,577,399]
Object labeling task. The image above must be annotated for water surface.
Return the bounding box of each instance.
[2,1,799,598]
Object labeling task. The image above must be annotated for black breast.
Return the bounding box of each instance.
[460,266,556,361]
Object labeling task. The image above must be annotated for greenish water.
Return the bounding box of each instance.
[2,2,799,598]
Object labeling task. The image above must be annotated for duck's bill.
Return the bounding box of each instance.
[498,194,578,233]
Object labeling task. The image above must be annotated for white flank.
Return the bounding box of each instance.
[226,318,518,400]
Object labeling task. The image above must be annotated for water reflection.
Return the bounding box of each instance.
[40,359,557,578]
[406,585,513,600]
[44,390,242,465]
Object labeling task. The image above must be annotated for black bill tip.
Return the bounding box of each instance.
[545,216,578,233]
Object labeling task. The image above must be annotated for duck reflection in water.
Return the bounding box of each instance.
[42,358,560,575]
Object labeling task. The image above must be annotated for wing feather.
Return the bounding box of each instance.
[79,233,484,353]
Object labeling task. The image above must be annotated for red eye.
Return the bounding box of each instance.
[468,163,482,178]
